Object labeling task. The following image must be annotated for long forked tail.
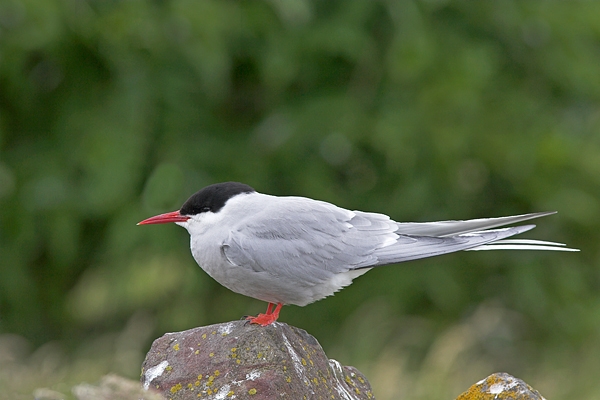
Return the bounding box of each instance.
[371,212,578,267]
[394,211,579,253]
[467,238,578,252]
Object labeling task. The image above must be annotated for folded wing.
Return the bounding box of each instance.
[221,199,576,287]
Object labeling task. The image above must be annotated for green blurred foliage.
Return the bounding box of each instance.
[1,0,599,398]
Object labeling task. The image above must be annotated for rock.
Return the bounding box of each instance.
[72,374,165,400]
[141,321,374,399]
[456,372,546,400]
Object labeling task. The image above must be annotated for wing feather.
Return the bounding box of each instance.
[372,225,536,266]
[222,200,386,285]
[394,211,556,236]
[221,199,572,289]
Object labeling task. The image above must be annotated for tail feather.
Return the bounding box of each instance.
[468,239,579,252]
[370,211,579,267]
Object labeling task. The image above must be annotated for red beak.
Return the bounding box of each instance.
[137,210,190,225]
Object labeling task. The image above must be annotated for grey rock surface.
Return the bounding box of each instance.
[141,321,374,399]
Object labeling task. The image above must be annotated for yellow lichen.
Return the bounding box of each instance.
[236,359,241,364]
[202,334,207,339]
[227,390,235,397]
[231,347,237,352]
[257,352,263,358]
[195,350,200,355]
[312,377,319,385]
[170,383,182,394]
[286,377,292,383]
[456,374,517,400]
[197,374,203,380]
[209,352,214,357]
[187,383,193,389]
[195,380,200,387]
[214,370,220,376]
[301,358,307,366]
[173,343,180,351]
[248,388,257,395]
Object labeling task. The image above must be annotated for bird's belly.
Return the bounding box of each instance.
[190,245,286,303]
[190,244,370,306]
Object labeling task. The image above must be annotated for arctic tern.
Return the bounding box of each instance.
[138,182,577,325]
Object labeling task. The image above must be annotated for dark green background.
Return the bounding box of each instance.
[1,1,598,398]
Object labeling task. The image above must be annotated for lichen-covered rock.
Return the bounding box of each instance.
[456,372,546,400]
[141,321,374,399]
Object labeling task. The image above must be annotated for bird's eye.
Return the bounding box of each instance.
[200,206,211,213]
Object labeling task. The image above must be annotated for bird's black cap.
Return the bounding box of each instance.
[180,182,256,215]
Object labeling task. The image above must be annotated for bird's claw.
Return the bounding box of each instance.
[245,313,278,326]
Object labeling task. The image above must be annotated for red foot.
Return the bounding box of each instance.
[246,302,283,326]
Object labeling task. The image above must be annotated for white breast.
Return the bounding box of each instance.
[178,193,370,306]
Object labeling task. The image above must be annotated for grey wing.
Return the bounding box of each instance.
[221,200,392,285]
[394,211,556,236]
[221,200,567,283]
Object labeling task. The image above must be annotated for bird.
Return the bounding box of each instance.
[138,181,577,326]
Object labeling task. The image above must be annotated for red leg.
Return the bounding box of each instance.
[265,302,274,315]
[246,303,283,326]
